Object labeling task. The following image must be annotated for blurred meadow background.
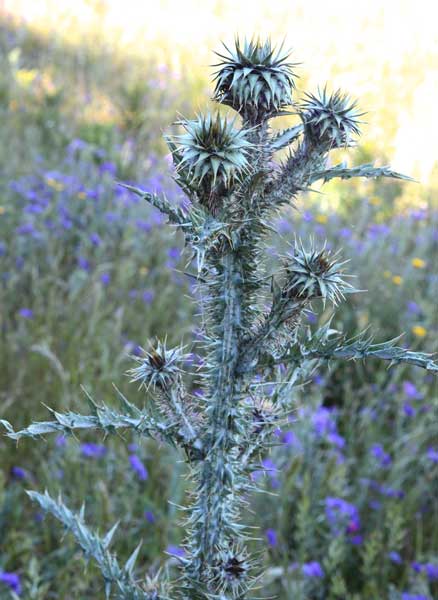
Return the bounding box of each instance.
[0,1,437,598]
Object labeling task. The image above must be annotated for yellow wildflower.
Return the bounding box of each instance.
[140,267,149,276]
[315,214,328,224]
[0,206,5,215]
[77,191,87,200]
[46,178,64,192]
[411,257,425,269]
[392,275,403,285]
[412,325,427,338]
[369,196,381,206]
[15,69,37,87]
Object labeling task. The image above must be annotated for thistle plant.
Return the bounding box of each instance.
[3,37,438,600]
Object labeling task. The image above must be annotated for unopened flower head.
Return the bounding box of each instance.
[214,546,252,596]
[212,36,297,120]
[282,240,354,306]
[169,112,254,188]
[301,87,363,148]
[128,340,189,390]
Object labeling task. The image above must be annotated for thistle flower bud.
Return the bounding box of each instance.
[214,547,251,596]
[169,113,254,189]
[282,241,354,306]
[301,87,363,148]
[212,37,297,122]
[128,341,189,390]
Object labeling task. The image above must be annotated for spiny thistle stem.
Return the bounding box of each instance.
[192,251,244,569]
[3,36,437,600]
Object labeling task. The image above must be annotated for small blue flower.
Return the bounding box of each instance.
[11,466,27,480]
[265,528,278,548]
[129,454,148,481]
[55,435,67,448]
[142,290,155,304]
[100,272,111,286]
[80,443,107,458]
[402,381,423,399]
[426,447,438,463]
[424,563,438,581]
[0,571,21,595]
[388,551,402,564]
[370,443,392,467]
[18,308,33,320]
[77,256,90,271]
[90,232,101,246]
[144,510,156,524]
[166,544,185,558]
[302,561,324,578]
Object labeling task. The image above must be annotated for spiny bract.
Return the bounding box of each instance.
[128,341,189,390]
[169,112,254,187]
[212,36,297,120]
[301,86,363,148]
[283,241,354,306]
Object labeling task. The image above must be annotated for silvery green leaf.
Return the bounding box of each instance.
[271,124,303,150]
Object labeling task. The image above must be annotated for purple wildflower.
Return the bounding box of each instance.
[0,572,21,595]
[100,272,111,286]
[168,247,180,260]
[55,435,67,448]
[166,545,185,558]
[265,528,278,548]
[144,510,156,524]
[403,381,423,399]
[406,301,421,315]
[348,534,363,545]
[325,497,361,538]
[312,407,337,437]
[313,375,325,386]
[327,432,345,449]
[411,562,423,573]
[129,454,148,481]
[80,443,107,458]
[302,210,313,222]
[339,227,352,239]
[105,212,119,223]
[370,443,392,467]
[18,308,33,320]
[11,466,27,480]
[426,447,438,463]
[403,402,416,417]
[388,551,402,564]
[100,161,117,176]
[90,232,101,246]
[368,223,390,238]
[424,563,438,581]
[280,430,299,448]
[16,223,36,235]
[77,256,90,271]
[277,218,292,233]
[142,290,155,304]
[135,219,152,232]
[401,594,428,600]
[302,561,324,578]
[380,485,404,499]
